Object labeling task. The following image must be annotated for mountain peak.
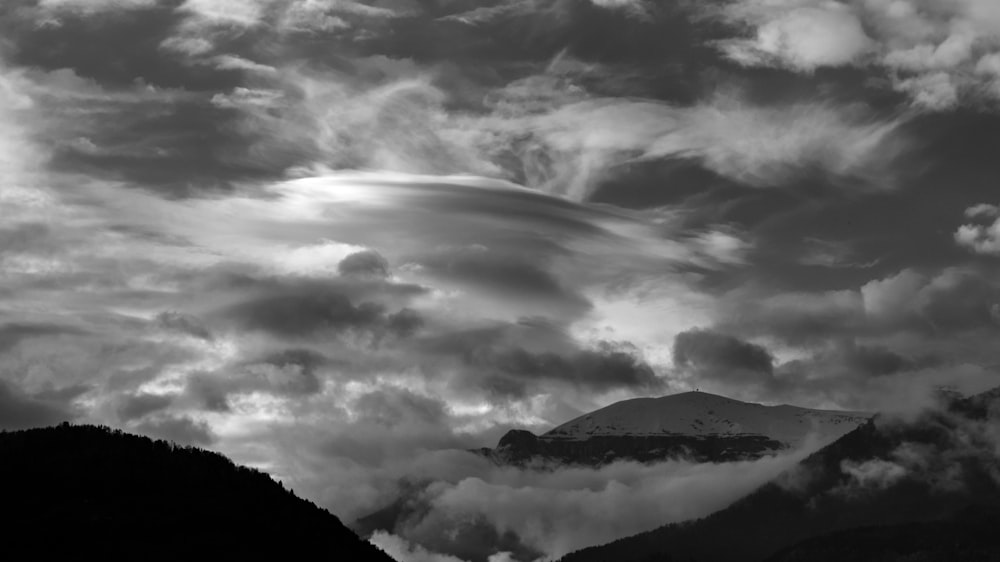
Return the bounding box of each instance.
[479,391,872,467]
[544,390,871,446]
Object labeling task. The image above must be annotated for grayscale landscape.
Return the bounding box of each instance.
[2,1,1000,561]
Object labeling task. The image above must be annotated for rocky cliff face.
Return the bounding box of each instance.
[486,429,786,465]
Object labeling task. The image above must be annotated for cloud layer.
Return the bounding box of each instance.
[3,1,1000,560]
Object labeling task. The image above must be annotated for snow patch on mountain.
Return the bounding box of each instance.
[545,391,870,447]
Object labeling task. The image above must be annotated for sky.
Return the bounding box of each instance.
[2,0,1000,560]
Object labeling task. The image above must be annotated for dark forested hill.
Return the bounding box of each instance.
[0,423,396,561]
[559,388,1000,562]
[765,504,1000,562]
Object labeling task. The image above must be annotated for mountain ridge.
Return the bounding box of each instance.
[557,386,1000,562]
[481,390,871,466]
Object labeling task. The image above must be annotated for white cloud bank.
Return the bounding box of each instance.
[717,0,1000,109]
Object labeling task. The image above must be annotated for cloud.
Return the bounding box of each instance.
[714,0,1000,109]
[673,328,774,376]
[410,245,592,317]
[415,320,661,398]
[117,392,174,421]
[837,458,908,495]
[723,3,873,71]
[956,203,1000,255]
[797,238,880,269]
[134,414,216,446]
[4,4,1000,561]
[383,447,813,561]
[369,532,466,562]
[0,322,87,353]
[155,311,213,341]
[718,266,1000,348]
[965,203,1000,219]
[0,379,77,430]
[481,92,909,196]
[588,0,651,20]
[340,250,392,279]
[37,0,159,15]
[223,290,401,338]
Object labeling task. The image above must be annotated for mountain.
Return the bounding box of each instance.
[765,504,1000,562]
[0,423,396,561]
[480,391,870,466]
[558,387,1000,562]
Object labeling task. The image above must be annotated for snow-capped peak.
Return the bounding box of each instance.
[544,391,871,447]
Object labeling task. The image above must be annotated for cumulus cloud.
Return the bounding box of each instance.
[715,0,1000,109]
[339,250,391,279]
[673,329,774,373]
[723,3,873,71]
[719,266,1000,346]
[956,203,1000,255]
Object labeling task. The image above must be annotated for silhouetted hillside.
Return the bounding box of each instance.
[560,388,1000,562]
[0,423,396,560]
[766,504,1000,562]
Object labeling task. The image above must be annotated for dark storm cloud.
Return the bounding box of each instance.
[0,222,51,254]
[118,391,174,422]
[175,349,330,411]
[353,388,449,428]
[0,0,234,91]
[201,268,427,304]
[134,414,215,446]
[716,288,865,346]
[0,61,267,192]
[417,319,660,397]
[223,288,423,340]
[338,250,391,279]
[672,328,775,388]
[242,348,328,396]
[185,374,231,413]
[155,311,212,341]
[713,265,1000,350]
[0,322,87,352]
[0,379,76,430]
[833,342,918,378]
[412,246,591,315]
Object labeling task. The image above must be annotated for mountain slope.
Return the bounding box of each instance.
[765,504,1000,562]
[547,391,868,444]
[483,391,870,466]
[0,424,396,561]
[558,388,1000,562]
